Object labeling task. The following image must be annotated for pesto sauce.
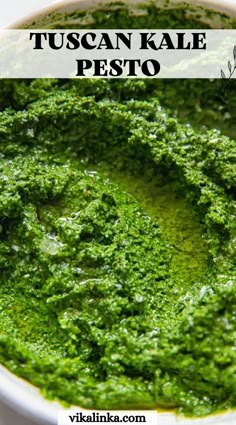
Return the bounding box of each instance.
[0,5,235,418]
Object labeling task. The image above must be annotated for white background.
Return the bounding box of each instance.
[0,0,54,28]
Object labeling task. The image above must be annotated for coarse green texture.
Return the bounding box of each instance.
[0,2,236,416]
[0,77,235,417]
[24,1,236,29]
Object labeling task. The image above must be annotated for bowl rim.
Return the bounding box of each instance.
[0,365,60,424]
[7,0,236,29]
[1,0,236,424]
[1,363,236,425]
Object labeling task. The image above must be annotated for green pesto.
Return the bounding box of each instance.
[24,2,236,29]
[0,77,235,417]
[0,4,236,418]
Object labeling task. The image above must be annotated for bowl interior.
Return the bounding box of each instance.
[1,1,236,425]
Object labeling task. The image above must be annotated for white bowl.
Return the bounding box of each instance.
[1,1,236,424]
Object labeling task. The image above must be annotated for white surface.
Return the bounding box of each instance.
[0,0,54,28]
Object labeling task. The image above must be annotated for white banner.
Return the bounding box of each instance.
[0,29,235,78]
